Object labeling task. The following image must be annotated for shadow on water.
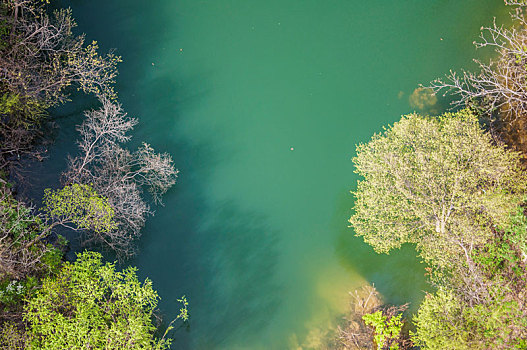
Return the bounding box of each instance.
[131,134,282,349]
[11,0,285,331]
[191,202,281,349]
[113,70,283,348]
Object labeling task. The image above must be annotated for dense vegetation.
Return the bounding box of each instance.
[347,3,527,349]
[0,0,186,348]
[23,251,186,349]
[350,110,527,349]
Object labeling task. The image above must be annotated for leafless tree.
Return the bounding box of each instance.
[64,98,178,257]
[505,0,527,6]
[0,1,120,111]
[428,9,527,151]
[429,11,527,120]
[337,285,379,350]
[0,0,121,173]
[337,285,412,350]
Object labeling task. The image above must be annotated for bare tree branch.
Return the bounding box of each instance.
[429,12,527,118]
[63,98,178,257]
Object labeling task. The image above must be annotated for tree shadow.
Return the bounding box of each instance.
[108,68,283,347]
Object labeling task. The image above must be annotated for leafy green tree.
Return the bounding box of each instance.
[0,321,26,350]
[0,181,65,349]
[1,183,114,282]
[410,206,527,350]
[23,251,188,350]
[42,183,117,233]
[6,183,117,260]
[472,207,527,287]
[363,311,404,350]
[0,184,63,281]
[412,290,472,350]
[412,287,526,350]
[349,109,526,271]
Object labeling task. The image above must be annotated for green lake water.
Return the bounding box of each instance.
[34,1,510,348]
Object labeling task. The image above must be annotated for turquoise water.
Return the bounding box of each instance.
[36,1,510,348]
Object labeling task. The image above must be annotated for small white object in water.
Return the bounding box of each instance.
[151,62,155,66]
[290,147,294,151]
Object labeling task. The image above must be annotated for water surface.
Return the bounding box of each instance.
[40,1,510,348]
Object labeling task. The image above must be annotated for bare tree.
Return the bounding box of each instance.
[0,1,120,113]
[64,98,178,257]
[337,285,379,350]
[429,12,527,120]
[504,0,527,6]
[0,0,121,171]
[428,9,527,150]
[337,285,412,350]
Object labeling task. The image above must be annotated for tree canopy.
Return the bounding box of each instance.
[0,2,185,348]
[43,183,117,233]
[0,184,63,281]
[350,108,527,349]
[23,251,187,350]
[0,2,120,124]
[349,109,526,268]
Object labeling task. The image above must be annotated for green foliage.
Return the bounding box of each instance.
[363,310,404,350]
[413,288,527,350]
[0,92,46,128]
[0,185,65,349]
[69,41,122,100]
[0,93,20,115]
[473,207,527,282]
[0,2,121,129]
[24,251,182,350]
[0,185,64,281]
[351,109,527,349]
[43,183,117,233]
[0,280,25,306]
[505,0,527,6]
[350,108,526,268]
[176,295,189,322]
[0,17,8,51]
[0,322,26,350]
[0,277,38,307]
[466,297,525,348]
[412,290,473,350]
